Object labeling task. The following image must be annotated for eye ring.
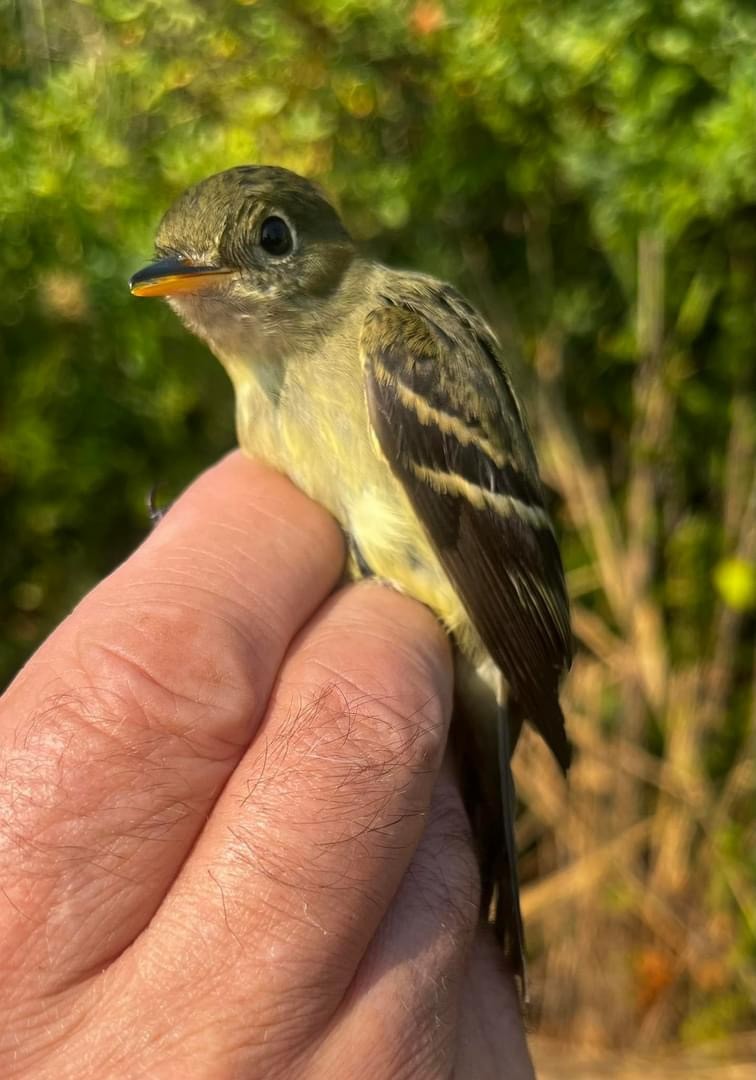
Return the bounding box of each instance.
[259,215,293,256]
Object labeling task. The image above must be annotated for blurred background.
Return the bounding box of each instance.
[1,0,754,1071]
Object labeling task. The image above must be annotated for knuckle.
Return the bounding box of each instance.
[71,590,269,756]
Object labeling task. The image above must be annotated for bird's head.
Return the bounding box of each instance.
[129,166,357,362]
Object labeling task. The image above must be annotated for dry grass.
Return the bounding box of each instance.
[501,230,756,1054]
[530,1032,756,1078]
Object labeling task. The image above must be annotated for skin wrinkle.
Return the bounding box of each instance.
[93,578,276,650]
[163,554,283,622]
[221,812,423,1002]
[5,800,187,991]
[220,842,345,936]
[47,895,138,994]
[132,910,224,1000]
[80,635,259,753]
[65,602,276,769]
[8,738,192,855]
[206,868,245,954]
[300,658,441,737]
[84,636,245,730]
[209,505,342,562]
[48,474,341,751]
[119,545,297,632]
[12,684,212,815]
[153,481,344,581]
[63,989,167,1080]
[37,736,209,853]
[1,676,228,997]
[5,842,126,980]
[190,859,378,1042]
[206,999,325,1080]
[1,996,92,1080]
[72,941,238,1078]
[313,969,460,1079]
[82,591,265,694]
[16,930,123,1050]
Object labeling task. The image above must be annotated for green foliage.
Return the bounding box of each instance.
[1,0,754,1045]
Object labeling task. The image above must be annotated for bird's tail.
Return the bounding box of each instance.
[452,659,527,1002]
[494,682,527,1001]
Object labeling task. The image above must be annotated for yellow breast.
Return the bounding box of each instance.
[230,344,479,657]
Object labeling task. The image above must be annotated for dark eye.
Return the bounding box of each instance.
[259,216,293,256]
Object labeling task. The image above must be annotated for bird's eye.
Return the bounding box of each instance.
[259,216,293,256]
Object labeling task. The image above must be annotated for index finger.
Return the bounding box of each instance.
[0,452,344,992]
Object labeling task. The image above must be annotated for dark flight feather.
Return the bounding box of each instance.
[360,295,572,772]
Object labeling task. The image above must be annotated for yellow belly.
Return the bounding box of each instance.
[231,354,480,659]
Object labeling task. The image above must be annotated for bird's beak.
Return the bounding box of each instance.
[129,256,235,298]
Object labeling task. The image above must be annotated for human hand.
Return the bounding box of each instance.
[0,453,532,1079]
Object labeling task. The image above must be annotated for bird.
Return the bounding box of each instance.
[129,165,572,994]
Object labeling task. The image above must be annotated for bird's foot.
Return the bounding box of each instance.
[346,535,374,580]
[146,484,172,527]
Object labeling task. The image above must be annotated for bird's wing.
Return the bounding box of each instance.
[360,295,572,771]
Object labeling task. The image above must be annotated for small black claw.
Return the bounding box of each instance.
[348,535,374,578]
[146,484,171,526]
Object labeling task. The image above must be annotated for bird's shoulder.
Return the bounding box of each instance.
[368,266,499,362]
[360,265,538,481]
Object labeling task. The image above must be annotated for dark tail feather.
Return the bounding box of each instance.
[496,686,528,1003]
[451,660,530,1005]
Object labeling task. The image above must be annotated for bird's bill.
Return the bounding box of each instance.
[129,256,234,297]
